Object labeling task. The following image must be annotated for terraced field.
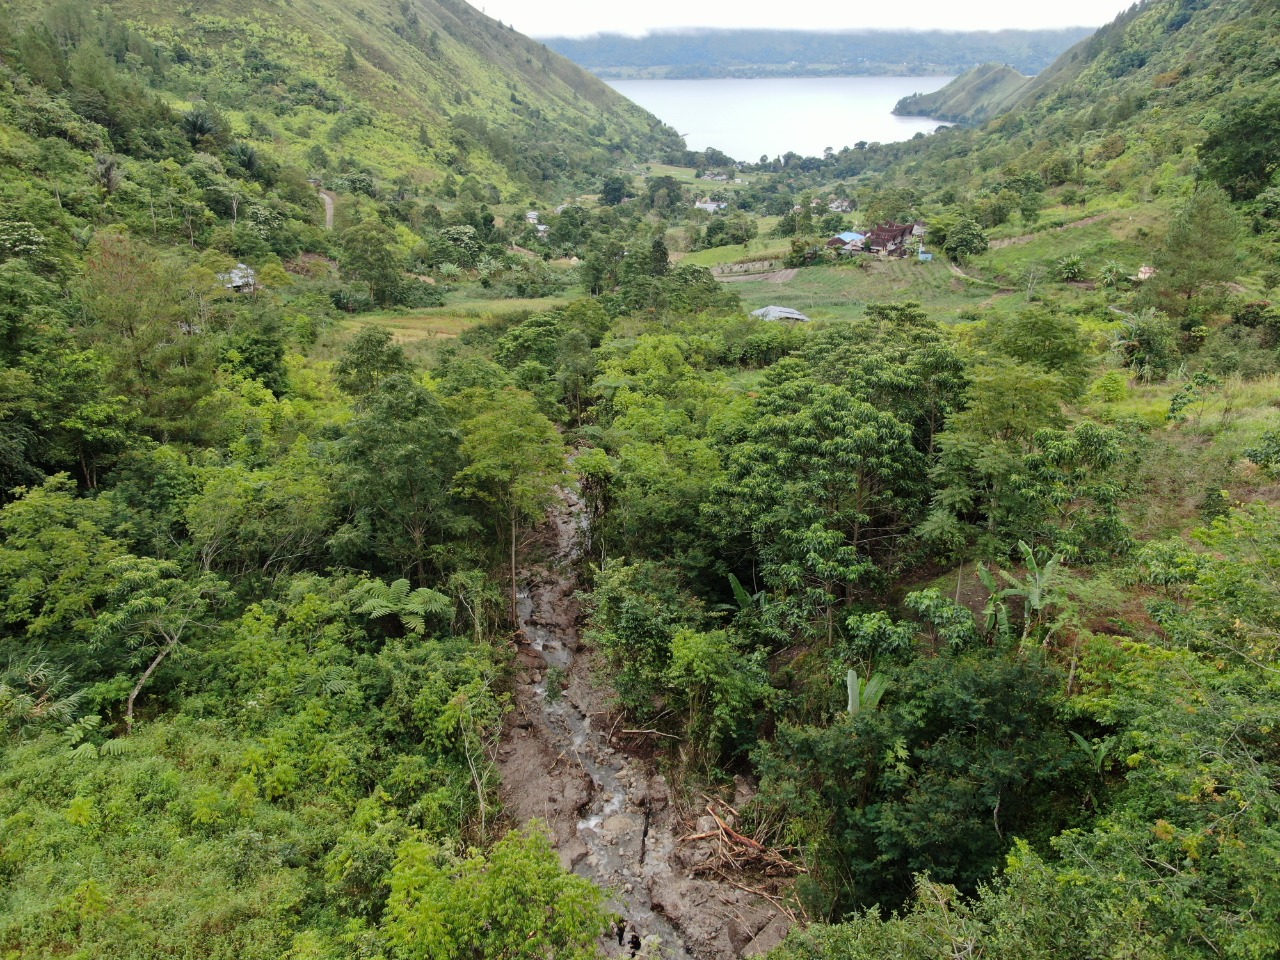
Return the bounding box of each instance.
[726,256,993,321]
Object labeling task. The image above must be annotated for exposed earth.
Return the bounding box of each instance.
[497,489,791,959]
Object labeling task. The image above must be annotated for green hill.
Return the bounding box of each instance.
[893,63,1030,123]
[800,0,1280,216]
[0,0,681,197]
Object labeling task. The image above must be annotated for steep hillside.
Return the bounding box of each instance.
[893,63,1030,123]
[0,0,682,197]
[787,0,1279,228]
[937,0,1280,193]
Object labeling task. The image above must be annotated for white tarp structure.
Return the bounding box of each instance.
[751,305,810,322]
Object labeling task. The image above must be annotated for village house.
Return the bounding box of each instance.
[828,199,853,213]
[825,230,866,254]
[524,210,540,224]
[695,199,728,213]
[865,221,915,254]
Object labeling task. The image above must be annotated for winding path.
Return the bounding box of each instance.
[318,189,335,230]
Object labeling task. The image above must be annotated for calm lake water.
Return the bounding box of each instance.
[607,76,954,161]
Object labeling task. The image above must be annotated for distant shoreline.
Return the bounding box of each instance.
[586,67,980,81]
[541,26,1093,81]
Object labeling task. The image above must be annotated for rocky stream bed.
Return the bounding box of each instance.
[496,489,790,959]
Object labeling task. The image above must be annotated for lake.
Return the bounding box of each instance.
[606,76,954,162]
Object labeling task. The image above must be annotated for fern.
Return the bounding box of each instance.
[352,578,452,635]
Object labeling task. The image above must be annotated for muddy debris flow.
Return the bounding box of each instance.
[497,488,789,959]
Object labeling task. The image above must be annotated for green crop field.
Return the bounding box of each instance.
[725,257,993,320]
[676,235,790,268]
[352,294,574,342]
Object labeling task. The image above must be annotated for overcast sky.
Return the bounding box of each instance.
[475,0,1134,38]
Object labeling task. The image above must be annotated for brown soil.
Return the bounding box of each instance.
[496,491,791,959]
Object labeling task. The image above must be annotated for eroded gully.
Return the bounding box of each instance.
[496,487,790,959]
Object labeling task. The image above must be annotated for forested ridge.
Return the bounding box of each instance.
[1,0,1279,957]
[542,28,1094,80]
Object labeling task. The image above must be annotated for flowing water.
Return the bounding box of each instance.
[499,489,788,958]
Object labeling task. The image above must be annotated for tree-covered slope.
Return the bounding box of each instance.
[924,0,1280,196]
[1,0,682,196]
[544,28,1095,79]
[780,0,1279,249]
[893,63,1030,124]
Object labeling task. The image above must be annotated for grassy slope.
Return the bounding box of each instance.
[81,0,683,196]
[893,63,1030,123]
[725,257,989,321]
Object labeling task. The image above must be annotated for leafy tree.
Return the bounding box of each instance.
[714,363,925,638]
[923,359,1069,558]
[1019,419,1131,560]
[340,221,401,306]
[383,825,609,960]
[453,388,566,623]
[333,376,466,585]
[647,235,669,276]
[1146,183,1242,316]
[0,476,124,658]
[77,235,223,443]
[90,555,227,732]
[334,325,412,395]
[755,647,1078,916]
[1200,92,1280,200]
[186,445,338,577]
[985,306,1091,397]
[600,174,628,205]
[799,309,968,456]
[941,217,987,261]
[665,627,772,768]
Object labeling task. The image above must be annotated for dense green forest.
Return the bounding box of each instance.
[543,28,1095,80]
[1,0,1279,957]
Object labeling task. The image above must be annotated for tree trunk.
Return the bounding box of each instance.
[125,636,180,734]
[510,513,518,630]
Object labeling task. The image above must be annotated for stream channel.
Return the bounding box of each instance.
[497,487,789,959]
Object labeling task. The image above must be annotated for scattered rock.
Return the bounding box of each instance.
[497,485,789,959]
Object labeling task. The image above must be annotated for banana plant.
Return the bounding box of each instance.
[977,541,1067,644]
[847,670,891,715]
[1070,731,1115,774]
[715,573,767,615]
